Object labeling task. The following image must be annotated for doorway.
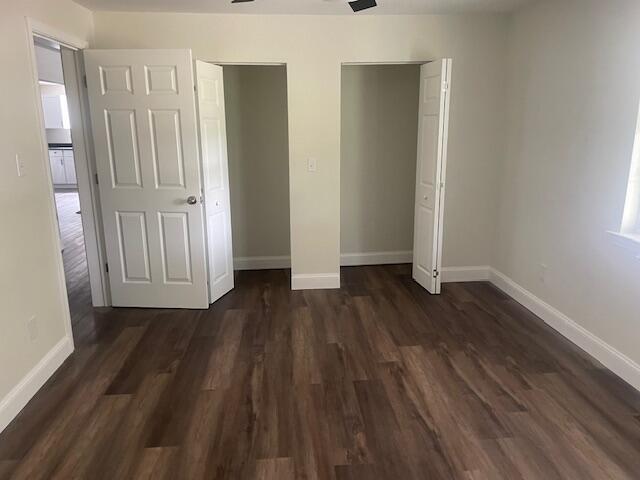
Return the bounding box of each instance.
[31,33,108,337]
[80,54,291,308]
[221,64,291,271]
[341,64,420,266]
[340,61,452,294]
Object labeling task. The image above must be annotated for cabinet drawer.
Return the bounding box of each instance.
[49,149,63,158]
[62,149,74,158]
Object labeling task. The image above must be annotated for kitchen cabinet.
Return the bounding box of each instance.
[49,149,77,186]
[43,96,64,129]
[63,150,77,184]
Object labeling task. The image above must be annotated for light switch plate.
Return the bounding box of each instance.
[307,157,317,172]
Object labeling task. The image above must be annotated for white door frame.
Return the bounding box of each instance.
[338,60,450,289]
[26,17,110,318]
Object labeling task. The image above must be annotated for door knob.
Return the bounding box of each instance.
[186,195,197,205]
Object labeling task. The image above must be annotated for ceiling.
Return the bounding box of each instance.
[73,0,534,15]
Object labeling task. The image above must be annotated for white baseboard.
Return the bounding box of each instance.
[234,255,291,270]
[0,336,74,433]
[489,268,640,393]
[340,251,412,266]
[441,265,491,283]
[292,273,340,290]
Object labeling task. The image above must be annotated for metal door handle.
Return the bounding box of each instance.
[186,195,197,205]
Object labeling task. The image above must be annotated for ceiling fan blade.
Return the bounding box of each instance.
[348,0,377,12]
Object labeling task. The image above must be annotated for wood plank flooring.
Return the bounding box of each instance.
[53,190,94,344]
[1,263,639,479]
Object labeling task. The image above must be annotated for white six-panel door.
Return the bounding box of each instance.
[412,59,452,294]
[84,49,209,308]
[195,61,234,303]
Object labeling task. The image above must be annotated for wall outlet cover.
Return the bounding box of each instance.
[537,263,548,283]
[27,316,39,342]
[307,157,317,172]
[15,154,26,177]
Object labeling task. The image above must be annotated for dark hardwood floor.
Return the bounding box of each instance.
[1,261,639,479]
[53,190,95,344]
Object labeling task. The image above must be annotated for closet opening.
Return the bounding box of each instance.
[221,64,291,274]
[340,64,421,267]
[340,61,452,294]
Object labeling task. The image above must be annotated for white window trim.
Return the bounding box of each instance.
[607,230,640,258]
[610,99,640,257]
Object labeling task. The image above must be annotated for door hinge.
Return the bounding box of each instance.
[83,75,88,88]
[95,173,99,185]
[433,269,440,278]
[105,262,109,273]
[442,81,449,92]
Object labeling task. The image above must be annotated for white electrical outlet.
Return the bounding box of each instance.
[27,315,39,342]
[538,263,548,283]
[15,154,26,177]
[307,157,317,172]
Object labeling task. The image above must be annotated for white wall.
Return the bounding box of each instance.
[0,0,93,427]
[92,12,508,279]
[40,83,72,144]
[35,43,64,84]
[341,64,419,255]
[223,65,291,259]
[497,0,640,366]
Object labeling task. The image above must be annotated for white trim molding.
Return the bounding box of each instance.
[441,265,491,283]
[340,251,413,266]
[234,256,291,270]
[435,264,640,392]
[292,273,340,290]
[0,336,73,433]
[607,230,640,258]
[27,17,89,50]
[489,268,640,393]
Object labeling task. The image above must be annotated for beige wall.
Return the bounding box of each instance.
[341,64,419,254]
[0,0,93,402]
[497,0,640,365]
[92,12,509,276]
[223,65,291,259]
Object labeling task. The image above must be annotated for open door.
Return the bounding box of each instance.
[84,49,209,308]
[195,61,234,303]
[412,59,452,294]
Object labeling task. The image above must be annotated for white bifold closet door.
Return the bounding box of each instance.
[84,49,209,308]
[412,59,452,295]
[194,61,234,303]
